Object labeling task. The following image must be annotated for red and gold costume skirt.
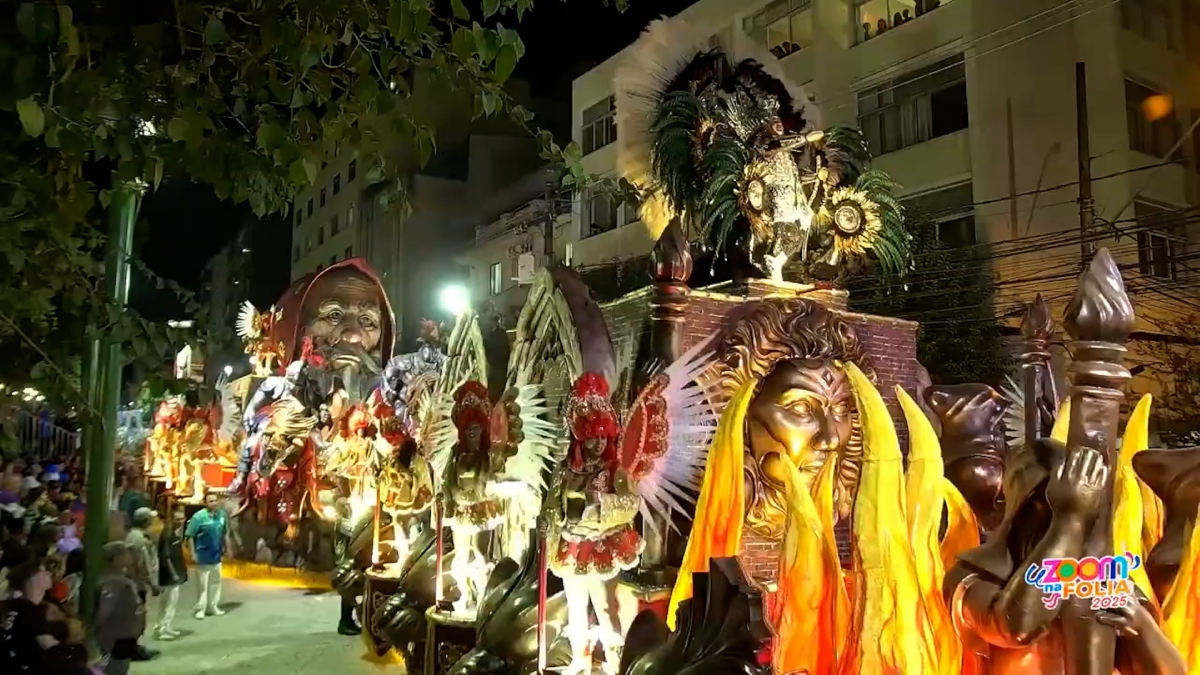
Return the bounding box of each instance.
[550,523,644,580]
[447,498,504,534]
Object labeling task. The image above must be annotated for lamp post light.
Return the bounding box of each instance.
[439,284,470,317]
[223,365,233,377]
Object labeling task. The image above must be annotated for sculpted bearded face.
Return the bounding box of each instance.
[301,268,385,374]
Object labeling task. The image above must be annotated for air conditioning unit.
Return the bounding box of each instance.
[514,252,537,284]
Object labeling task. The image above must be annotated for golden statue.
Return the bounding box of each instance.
[237,301,286,377]
[710,298,871,539]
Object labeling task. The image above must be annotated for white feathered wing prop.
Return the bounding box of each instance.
[422,309,488,490]
[215,375,242,445]
[616,336,718,534]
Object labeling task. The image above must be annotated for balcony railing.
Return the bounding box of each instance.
[475,197,571,245]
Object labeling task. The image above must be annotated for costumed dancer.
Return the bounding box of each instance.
[441,381,508,614]
[548,373,642,675]
[546,343,716,675]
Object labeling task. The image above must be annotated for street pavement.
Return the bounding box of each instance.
[135,578,397,675]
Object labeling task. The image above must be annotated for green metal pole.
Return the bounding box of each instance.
[81,182,139,621]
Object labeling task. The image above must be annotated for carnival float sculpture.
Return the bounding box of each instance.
[237,301,287,378]
[614,20,909,285]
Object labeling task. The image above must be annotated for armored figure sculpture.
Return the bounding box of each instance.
[924,384,1011,531]
[382,319,447,429]
[229,358,314,495]
[944,251,1185,674]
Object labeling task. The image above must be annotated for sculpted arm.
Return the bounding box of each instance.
[950,516,1089,647]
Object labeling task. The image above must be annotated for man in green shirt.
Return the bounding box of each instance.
[184,493,228,620]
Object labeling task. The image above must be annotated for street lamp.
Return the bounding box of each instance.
[223,365,233,376]
[439,284,470,317]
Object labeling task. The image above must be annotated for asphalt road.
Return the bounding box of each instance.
[134,578,396,675]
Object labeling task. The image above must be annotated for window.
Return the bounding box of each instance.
[344,246,353,259]
[1135,202,1183,279]
[320,188,327,207]
[305,234,314,252]
[858,54,968,156]
[935,215,977,248]
[318,224,325,245]
[1126,80,1181,159]
[307,199,314,216]
[743,0,813,59]
[333,173,341,195]
[583,189,618,236]
[347,204,356,226]
[856,0,950,43]
[331,215,340,235]
[489,262,503,296]
[581,96,617,155]
[1122,0,1176,51]
[348,159,357,182]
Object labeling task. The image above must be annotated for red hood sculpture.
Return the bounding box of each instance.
[268,258,397,371]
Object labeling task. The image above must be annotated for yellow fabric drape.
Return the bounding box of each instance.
[774,458,849,675]
[1163,507,1200,671]
[844,364,939,675]
[1112,394,1159,608]
[666,380,754,630]
[897,387,961,675]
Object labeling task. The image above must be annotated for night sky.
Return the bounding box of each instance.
[133,0,698,319]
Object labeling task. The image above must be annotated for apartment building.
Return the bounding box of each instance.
[291,153,363,280]
[458,165,572,326]
[511,0,1200,403]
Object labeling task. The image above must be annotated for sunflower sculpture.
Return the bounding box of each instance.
[615,18,911,285]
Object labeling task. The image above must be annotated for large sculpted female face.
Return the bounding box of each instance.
[717,299,868,540]
[747,359,853,497]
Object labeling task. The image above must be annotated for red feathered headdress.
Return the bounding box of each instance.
[566,373,619,469]
[452,380,492,448]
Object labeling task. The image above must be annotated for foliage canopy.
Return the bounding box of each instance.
[1,0,614,407]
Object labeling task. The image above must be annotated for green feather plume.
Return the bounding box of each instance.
[700,131,750,256]
[854,168,911,281]
[650,90,704,218]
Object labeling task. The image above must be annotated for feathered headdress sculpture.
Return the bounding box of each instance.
[566,373,621,470]
[452,380,493,446]
[614,17,910,284]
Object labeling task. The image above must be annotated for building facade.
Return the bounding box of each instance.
[201,216,291,381]
[533,0,1200,404]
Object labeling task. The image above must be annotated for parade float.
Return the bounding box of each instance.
[351,16,1200,675]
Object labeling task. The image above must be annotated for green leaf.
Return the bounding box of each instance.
[167,117,189,141]
[481,91,496,116]
[16,97,45,137]
[482,0,501,18]
[99,189,112,209]
[204,16,228,45]
[388,4,414,42]
[7,250,26,273]
[257,122,286,152]
[493,44,517,83]
[451,28,475,62]
[450,0,470,20]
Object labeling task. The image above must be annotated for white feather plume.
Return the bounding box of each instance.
[236,301,261,340]
[495,384,560,495]
[634,335,719,533]
[1000,374,1025,452]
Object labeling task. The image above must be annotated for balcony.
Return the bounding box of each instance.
[474,196,570,246]
[854,0,959,46]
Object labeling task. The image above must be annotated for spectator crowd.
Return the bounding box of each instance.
[0,456,230,674]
